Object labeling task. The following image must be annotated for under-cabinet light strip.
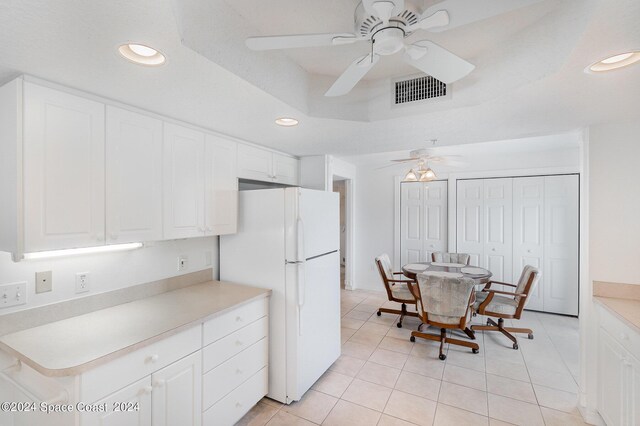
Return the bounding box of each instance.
[23,243,143,260]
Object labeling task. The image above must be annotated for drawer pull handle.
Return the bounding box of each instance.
[145,354,159,364]
[236,368,243,375]
[236,316,243,322]
[236,340,244,346]
[620,333,629,341]
[141,386,153,395]
[154,380,166,388]
[236,402,243,408]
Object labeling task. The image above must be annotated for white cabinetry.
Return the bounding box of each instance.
[400,181,448,265]
[152,351,202,426]
[597,305,640,426]
[106,106,163,243]
[81,377,153,426]
[205,135,237,235]
[163,123,206,239]
[457,175,578,315]
[23,82,106,251]
[237,144,298,185]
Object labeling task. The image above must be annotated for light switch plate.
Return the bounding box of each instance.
[178,255,188,271]
[35,271,52,293]
[0,282,27,308]
[75,272,90,294]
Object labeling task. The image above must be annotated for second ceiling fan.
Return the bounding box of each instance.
[245,0,542,97]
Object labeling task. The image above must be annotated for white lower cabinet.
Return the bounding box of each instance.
[597,306,640,426]
[81,377,153,426]
[152,352,202,426]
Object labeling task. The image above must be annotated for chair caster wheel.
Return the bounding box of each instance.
[528,333,534,340]
[376,311,382,316]
[513,343,519,350]
[472,348,479,354]
[410,336,416,342]
[397,322,403,328]
[439,354,447,361]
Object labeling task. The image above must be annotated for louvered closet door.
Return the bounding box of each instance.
[483,179,513,286]
[512,177,544,311]
[543,175,579,315]
[400,182,424,265]
[456,180,484,267]
[423,181,448,261]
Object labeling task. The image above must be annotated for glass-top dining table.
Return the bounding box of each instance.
[401,262,493,284]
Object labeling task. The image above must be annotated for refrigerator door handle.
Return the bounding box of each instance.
[296,217,305,262]
[297,261,305,335]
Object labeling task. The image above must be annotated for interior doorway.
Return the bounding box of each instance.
[333,178,349,289]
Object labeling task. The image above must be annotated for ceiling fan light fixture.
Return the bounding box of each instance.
[587,51,640,73]
[403,169,419,182]
[118,43,166,66]
[275,117,299,127]
[418,167,437,181]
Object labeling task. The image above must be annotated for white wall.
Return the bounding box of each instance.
[589,120,640,284]
[0,237,218,315]
[345,132,582,291]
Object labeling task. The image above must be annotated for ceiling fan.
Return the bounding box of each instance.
[380,146,466,181]
[245,0,542,97]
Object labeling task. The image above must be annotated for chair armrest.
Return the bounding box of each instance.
[486,280,517,288]
[388,279,417,284]
[392,271,406,275]
[481,288,527,298]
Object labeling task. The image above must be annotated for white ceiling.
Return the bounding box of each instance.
[0,0,639,158]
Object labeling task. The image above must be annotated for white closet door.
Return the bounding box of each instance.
[106,106,163,244]
[423,181,448,260]
[400,182,424,264]
[543,175,579,315]
[512,177,544,310]
[483,178,513,285]
[456,180,484,267]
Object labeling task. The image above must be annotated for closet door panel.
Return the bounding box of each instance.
[513,177,544,311]
[456,180,484,267]
[400,182,425,265]
[483,178,513,286]
[424,181,448,261]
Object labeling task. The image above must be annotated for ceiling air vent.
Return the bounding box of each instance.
[393,75,448,105]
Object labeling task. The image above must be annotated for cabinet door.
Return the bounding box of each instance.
[205,135,238,236]
[273,153,299,185]
[483,178,513,286]
[106,107,163,243]
[627,353,640,426]
[237,144,273,182]
[512,177,544,310]
[163,123,205,239]
[400,182,425,265]
[23,82,105,251]
[151,351,202,426]
[598,329,626,426]
[543,175,579,315]
[81,376,152,426]
[456,180,484,267]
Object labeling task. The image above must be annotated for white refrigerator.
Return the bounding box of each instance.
[220,187,341,404]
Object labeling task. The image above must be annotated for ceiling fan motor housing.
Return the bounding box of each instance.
[354,1,420,38]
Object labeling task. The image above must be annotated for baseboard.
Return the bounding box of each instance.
[578,404,605,426]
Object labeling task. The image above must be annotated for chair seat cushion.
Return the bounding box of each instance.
[474,291,518,315]
[390,283,414,301]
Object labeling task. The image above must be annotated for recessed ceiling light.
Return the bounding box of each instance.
[275,117,299,127]
[118,43,166,66]
[587,51,640,73]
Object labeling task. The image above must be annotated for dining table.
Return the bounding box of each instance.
[401,262,493,284]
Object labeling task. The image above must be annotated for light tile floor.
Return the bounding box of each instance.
[237,289,585,426]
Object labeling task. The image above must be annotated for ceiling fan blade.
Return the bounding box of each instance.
[406,10,450,32]
[246,33,359,51]
[391,158,417,162]
[325,54,380,97]
[421,0,544,33]
[404,40,475,84]
[362,0,404,20]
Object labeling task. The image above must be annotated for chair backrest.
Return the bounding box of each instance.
[415,273,477,326]
[514,265,541,306]
[375,253,393,281]
[431,252,470,265]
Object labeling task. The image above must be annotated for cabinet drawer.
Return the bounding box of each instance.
[203,338,268,410]
[599,305,640,358]
[203,316,268,373]
[202,367,268,426]
[80,325,201,403]
[203,297,268,346]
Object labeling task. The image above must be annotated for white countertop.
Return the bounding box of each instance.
[0,280,270,377]
[594,296,640,334]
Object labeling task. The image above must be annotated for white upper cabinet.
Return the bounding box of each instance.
[163,123,206,239]
[238,144,299,185]
[205,134,238,236]
[23,82,106,252]
[106,106,163,244]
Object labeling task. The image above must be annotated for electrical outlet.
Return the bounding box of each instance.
[75,272,90,294]
[0,282,26,309]
[35,271,52,293]
[204,251,212,266]
[178,255,188,271]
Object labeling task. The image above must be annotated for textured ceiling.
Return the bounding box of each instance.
[0,0,639,158]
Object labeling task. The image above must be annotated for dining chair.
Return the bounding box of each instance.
[375,254,420,328]
[471,265,540,349]
[408,273,479,360]
[431,252,471,265]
